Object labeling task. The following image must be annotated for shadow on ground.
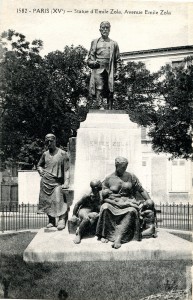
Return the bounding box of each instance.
[0,232,192,300]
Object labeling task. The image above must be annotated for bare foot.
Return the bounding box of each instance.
[46,223,54,228]
[73,234,81,244]
[101,237,109,243]
[57,219,66,230]
[112,240,122,249]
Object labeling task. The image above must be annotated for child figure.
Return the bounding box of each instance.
[140,199,157,238]
[102,182,140,210]
[70,180,103,244]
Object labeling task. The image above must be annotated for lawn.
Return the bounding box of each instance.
[0,232,192,300]
[170,231,193,242]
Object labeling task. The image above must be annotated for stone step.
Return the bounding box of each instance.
[23,228,192,262]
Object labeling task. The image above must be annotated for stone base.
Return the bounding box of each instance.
[23,228,192,262]
[72,110,142,215]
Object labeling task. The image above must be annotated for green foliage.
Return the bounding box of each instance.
[148,57,193,159]
[0,29,192,164]
[0,30,89,166]
[114,58,193,160]
[114,61,159,126]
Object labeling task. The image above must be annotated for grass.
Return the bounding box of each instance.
[0,232,192,300]
[170,232,193,243]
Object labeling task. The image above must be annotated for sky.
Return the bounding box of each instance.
[0,0,193,56]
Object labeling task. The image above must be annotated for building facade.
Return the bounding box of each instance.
[121,45,193,72]
[121,46,193,203]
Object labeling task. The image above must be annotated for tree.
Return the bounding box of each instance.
[0,30,46,165]
[42,45,89,147]
[114,58,193,160]
[148,57,193,159]
[1,29,192,164]
[114,61,159,126]
[0,30,89,167]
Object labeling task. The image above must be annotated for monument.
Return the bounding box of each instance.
[23,21,192,263]
[70,110,142,216]
[70,21,142,219]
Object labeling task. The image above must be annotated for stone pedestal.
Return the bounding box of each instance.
[71,110,142,217]
[23,228,193,262]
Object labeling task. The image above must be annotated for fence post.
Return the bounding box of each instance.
[5,204,8,231]
[28,203,30,229]
[16,203,17,231]
[18,204,20,230]
[1,205,5,233]
[21,202,24,229]
[177,204,178,230]
[187,202,190,231]
[173,203,175,229]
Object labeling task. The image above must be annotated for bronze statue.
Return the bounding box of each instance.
[37,134,70,230]
[87,21,120,110]
[96,157,154,249]
[140,199,157,238]
[70,180,103,244]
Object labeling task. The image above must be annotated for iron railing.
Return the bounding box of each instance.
[0,203,192,232]
[155,203,193,231]
[0,204,48,232]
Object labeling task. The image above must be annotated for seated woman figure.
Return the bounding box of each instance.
[96,156,152,249]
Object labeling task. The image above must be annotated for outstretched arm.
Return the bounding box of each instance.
[72,195,88,217]
[72,200,83,217]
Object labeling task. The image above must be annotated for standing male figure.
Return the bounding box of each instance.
[37,134,70,230]
[87,21,120,110]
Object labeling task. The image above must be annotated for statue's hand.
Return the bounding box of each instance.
[129,203,140,210]
[102,189,113,199]
[94,60,100,68]
[88,212,99,220]
[88,60,100,69]
[62,182,69,189]
[70,215,78,223]
[37,167,45,177]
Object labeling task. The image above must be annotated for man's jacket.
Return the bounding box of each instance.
[87,38,120,95]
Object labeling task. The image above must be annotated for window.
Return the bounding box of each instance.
[140,157,151,192]
[170,160,186,191]
[141,127,151,142]
[141,127,146,140]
